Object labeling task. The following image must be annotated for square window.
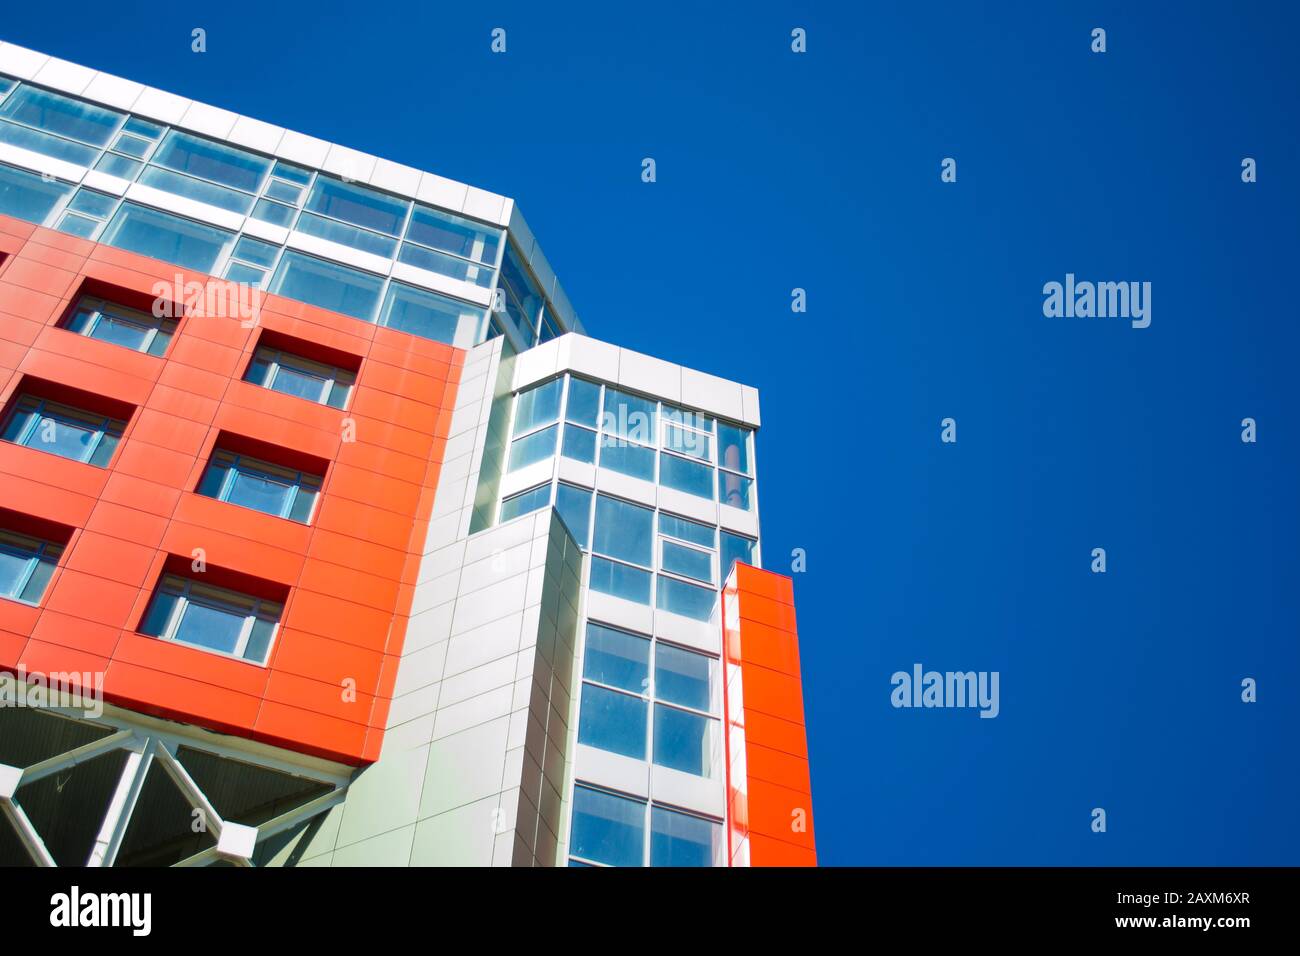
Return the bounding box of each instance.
[63,296,176,356]
[244,344,356,410]
[1,393,126,467]
[0,528,63,605]
[197,449,322,523]
[140,573,282,664]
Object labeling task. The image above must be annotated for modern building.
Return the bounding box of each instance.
[0,41,815,867]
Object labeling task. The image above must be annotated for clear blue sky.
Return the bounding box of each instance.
[6,0,1297,864]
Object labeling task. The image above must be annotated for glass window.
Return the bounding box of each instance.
[305,176,408,236]
[602,388,656,445]
[660,453,714,500]
[378,282,479,346]
[1,395,125,466]
[0,529,63,605]
[598,438,655,481]
[650,807,722,867]
[719,471,754,511]
[405,205,500,264]
[499,244,543,344]
[661,540,712,584]
[717,423,752,475]
[152,130,270,193]
[659,513,715,548]
[123,117,163,140]
[197,450,322,523]
[111,132,153,159]
[663,424,711,461]
[554,483,593,546]
[64,296,176,356]
[0,86,121,146]
[578,684,647,759]
[0,163,74,225]
[268,251,383,322]
[565,377,601,427]
[231,236,279,268]
[589,556,651,605]
[271,160,312,185]
[94,152,143,180]
[101,203,234,273]
[139,574,281,664]
[0,119,99,165]
[656,574,717,621]
[251,198,296,227]
[397,243,494,288]
[513,379,562,436]
[569,786,644,868]
[583,622,650,693]
[66,189,117,219]
[560,424,596,464]
[592,496,653,566]
[57,212,98,239]
[225,262,266,287]
[265,179,302,204]
[655,644,716,712]
[499,484,550,522]
[295,211,397,258]
[653,704,717,777]
[720,531,756,577]
[137,165,254,214]
[244,346,354,409]
[507,424,557,472]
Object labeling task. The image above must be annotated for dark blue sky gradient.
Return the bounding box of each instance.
[5,0,1297,864]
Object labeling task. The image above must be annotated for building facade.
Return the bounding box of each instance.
[0,42,814,867]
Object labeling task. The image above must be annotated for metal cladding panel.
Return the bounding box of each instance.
[721,562,816,866]
[0,212,463,765]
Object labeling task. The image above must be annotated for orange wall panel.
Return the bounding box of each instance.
[0,215,462,765]
[722,563,817,867]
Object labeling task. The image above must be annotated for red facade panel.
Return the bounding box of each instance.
[722,563,817,866]
[0,212,462,765]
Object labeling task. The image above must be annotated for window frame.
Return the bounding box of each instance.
[197,449,324,524]
[62,295,177,356]
[140,573,283,665]
[1,394,126,467]
[0,528,63,605]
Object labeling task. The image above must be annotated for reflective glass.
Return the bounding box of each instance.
[508,425,557,471]
[0,163,73,225]
[659,513,714,548]
[565,377,601,427]
[305,176,408,235]
[656,575,717,622]
[570,786,644,867]
[719,471,754,511]
[578,684,647,759]
[583,622,650,693]
[405,205,500,263]
[655,644,715,711]
[717,423,752,475]
[598,440,654,481]
[499,484,550,522]
[101,203,233,273]
[602,388,656,444]
[0,87,121,146]
[719,531,756,576]
[138,165,253,214]
[379,282,476,345]
[660,453,713,500]
[560,424,596,463]
[592,496,653,566]
[152,131,270,193]
[661,540,712,584]
[94,152,142,179]
[653,704,716,777]
[296,211,397,257]
[554,482,592,546]
[513,379,563,436]
[268,251,383,322]
[589,556,651,605]
[650,807,721,867]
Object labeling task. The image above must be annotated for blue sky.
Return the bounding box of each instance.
[6,0,1297,864]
